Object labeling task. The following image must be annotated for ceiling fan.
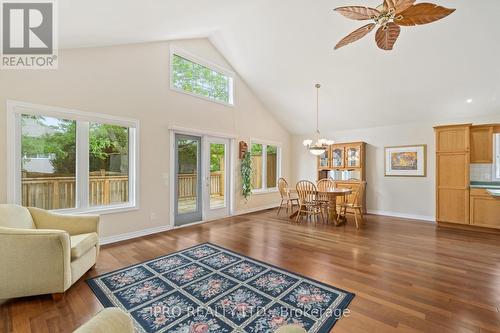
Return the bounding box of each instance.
[333,0,455,51]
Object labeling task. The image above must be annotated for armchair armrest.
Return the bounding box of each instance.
[0,227,72,298]
[28,207,99,236]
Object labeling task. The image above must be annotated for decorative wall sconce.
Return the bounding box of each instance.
[239,141,248,159]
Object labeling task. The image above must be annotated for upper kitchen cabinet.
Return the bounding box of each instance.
[470,125,494,163]
[435,124,471,153]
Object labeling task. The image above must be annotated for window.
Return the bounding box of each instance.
[8,101,138,213]
[251,144,263,190]
[494,134,500,181]
[21,115,77,209]
[170,50,234,105]
[250,142,281,193]
[89,123,130,207]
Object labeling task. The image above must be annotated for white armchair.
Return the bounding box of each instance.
[0,204,100,300]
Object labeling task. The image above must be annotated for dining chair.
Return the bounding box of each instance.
[277,178,299,215]
[338,181,366,229]
[316,178,336,219]
[295,180,324,224]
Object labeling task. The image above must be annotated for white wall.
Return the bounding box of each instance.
[0,39,292,239]
[292,114,500,221]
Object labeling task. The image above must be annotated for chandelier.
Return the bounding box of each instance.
[303,84,334,156]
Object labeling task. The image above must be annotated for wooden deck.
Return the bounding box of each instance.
[178,195,225,213]
[1,209,500,332]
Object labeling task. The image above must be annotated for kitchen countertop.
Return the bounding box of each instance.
[470,181,500,189]
[487,189,500,197]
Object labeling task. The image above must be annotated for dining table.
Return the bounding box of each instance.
[286,187,353,226]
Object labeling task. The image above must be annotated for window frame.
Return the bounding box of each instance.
[494,133,500,182]
[7,100,139,215]
[169,47,235,106]
[250,139,282,194]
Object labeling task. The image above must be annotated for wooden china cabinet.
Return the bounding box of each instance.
[317,142,367,212]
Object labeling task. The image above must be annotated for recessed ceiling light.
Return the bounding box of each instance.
[466,99,473,104]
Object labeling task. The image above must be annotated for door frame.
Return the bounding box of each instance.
[169,126,236,228]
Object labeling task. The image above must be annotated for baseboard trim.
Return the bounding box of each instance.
[100,225,172,245]
[234,203,280,216]
[367,209,435,222]
[100,203,280,245]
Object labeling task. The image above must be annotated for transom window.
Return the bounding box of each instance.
[8,101,138,214]
[250,142,281,192]
[170,49,234,105]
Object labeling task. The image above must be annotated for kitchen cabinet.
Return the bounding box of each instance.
[435,123,500,230]
[470,189,500,229]
[434,124,471,225]
[470,126,493,163]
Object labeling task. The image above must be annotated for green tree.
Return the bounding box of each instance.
[210,144,225,172]
[172,55,230,103]
[21,115,128,175]
[89,124,128,172]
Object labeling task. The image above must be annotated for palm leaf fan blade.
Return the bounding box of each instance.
[334,6,380,20]
[395,3,455,26]
[335,23,376,50]
[393,0,416,13]
[375,22,401,50]
[383,0,395,12]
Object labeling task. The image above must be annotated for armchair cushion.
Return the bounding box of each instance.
[0,204,35,229]
[71,233,99,260]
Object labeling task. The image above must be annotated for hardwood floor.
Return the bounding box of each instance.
[1,210,500,333]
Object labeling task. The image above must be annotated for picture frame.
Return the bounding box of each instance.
[384,144,427,177]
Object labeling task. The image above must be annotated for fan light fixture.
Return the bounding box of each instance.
[333,0,456,51]
[303,84,335,156]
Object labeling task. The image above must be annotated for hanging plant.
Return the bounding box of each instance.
[240,151,252,200]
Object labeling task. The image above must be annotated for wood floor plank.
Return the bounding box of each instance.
[1,210,500,332]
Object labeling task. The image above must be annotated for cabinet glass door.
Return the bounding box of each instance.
[318,149,330,168]
[332,147,344,168]
[346,146,361,168]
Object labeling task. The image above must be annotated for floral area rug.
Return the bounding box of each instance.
[87,243,354,333]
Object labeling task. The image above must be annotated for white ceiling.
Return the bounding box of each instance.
[60,0,500,134]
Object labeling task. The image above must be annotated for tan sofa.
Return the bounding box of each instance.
[0,204,100,299]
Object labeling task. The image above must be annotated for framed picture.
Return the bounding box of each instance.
[384,145,427,177]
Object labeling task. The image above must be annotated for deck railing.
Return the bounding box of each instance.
[21,172,223,210]
[177,172,223,198]
[21,175,129,210]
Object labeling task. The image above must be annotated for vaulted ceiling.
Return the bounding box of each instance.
[61,0,500,134]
